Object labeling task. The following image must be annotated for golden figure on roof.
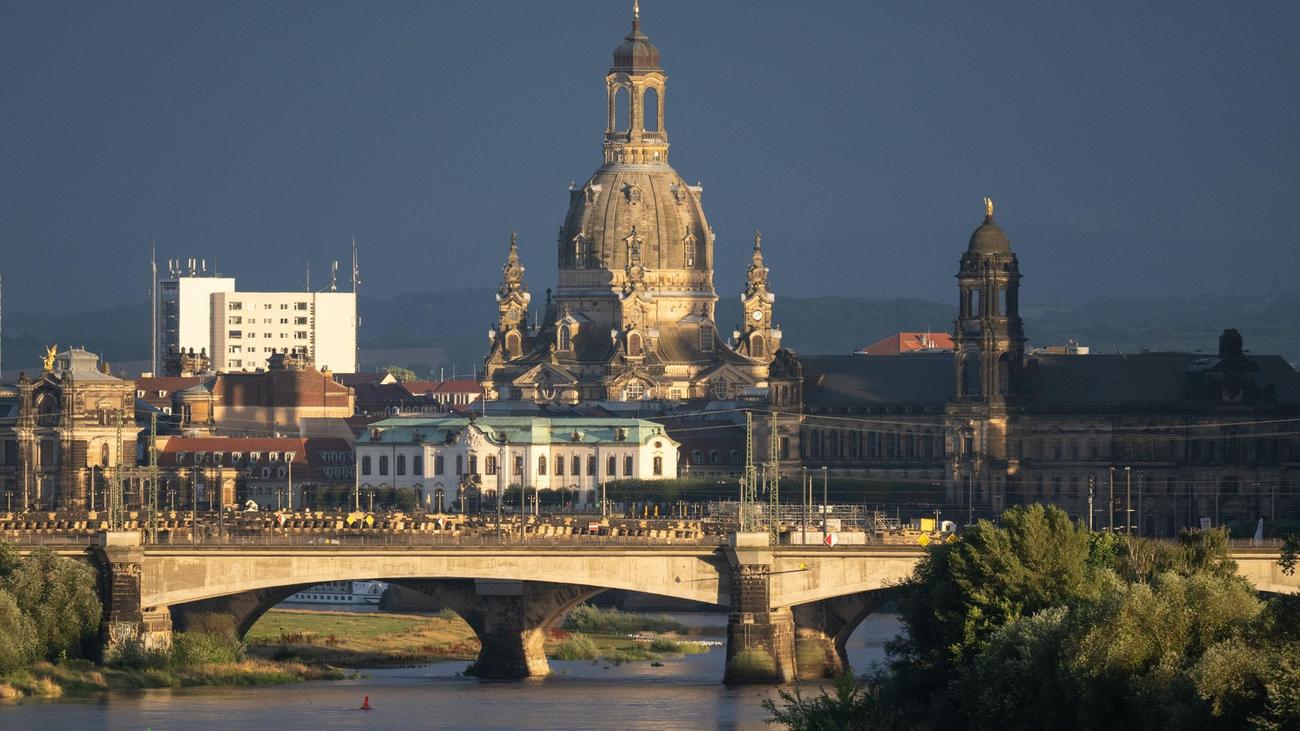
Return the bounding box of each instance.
[984,197,994,218]
[42,345,58,371]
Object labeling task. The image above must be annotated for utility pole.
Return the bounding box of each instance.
[146,412,159,543]
[1087,475,1095,531]
[1125,466,1132,535]
[801,465,808,545]
[150,237,158,375]
[741,411,757,532]
[821,466,829,544]
[1108,467,1115,533]
[768,410,780,543]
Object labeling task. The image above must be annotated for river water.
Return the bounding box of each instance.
[0,613,903,730]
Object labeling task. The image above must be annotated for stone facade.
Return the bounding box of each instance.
[770,207,1300,534]
[483,9,778,404]
[0,349,136,511]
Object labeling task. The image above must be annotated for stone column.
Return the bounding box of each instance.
[723,532,796,684]
[94,532,172,657]
[790,589,897,679]
[404,579,599,680]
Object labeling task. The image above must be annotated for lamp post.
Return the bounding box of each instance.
[1108,467,1115,533]
[89,464,98,512]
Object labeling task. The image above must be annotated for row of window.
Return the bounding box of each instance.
[807,429,945,462]
[359,452,657,478]
[228,302,310,311]
[226,331,309,340]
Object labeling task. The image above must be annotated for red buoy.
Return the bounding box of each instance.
[360,696,372,711]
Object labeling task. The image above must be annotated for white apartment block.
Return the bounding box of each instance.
[158,272,357,374]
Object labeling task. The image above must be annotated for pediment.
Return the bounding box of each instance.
[512,362,580,388]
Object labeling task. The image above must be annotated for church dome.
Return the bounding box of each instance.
[613,26,660,70]
[559,165,711,285]
[968,214,1011,254]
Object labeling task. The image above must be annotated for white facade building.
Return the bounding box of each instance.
[355,416,680,510]
[157,271,357,374]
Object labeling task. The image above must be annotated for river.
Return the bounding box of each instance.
[0,613,904,730]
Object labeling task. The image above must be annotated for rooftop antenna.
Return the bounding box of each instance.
[150,236,158,376]
[305,259,311,292]
[330,261,339,292]
[201,258,207,274]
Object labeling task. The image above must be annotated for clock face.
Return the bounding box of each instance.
[751,310,763,321]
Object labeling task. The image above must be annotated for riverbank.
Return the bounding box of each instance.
[247,606,722,668]
[0,658,346,700]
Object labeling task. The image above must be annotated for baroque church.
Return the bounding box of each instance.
[482,7,780,404]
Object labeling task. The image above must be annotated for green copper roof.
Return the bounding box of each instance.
[356,415,672,447]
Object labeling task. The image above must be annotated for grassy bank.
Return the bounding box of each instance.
[0,658,346,700]
[247,605,719,670]
[246,608,480,667]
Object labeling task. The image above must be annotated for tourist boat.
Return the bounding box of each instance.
[284,580,386,605]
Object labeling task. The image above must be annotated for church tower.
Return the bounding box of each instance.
[952,198,1025,405]
[484,233,532,392]
[733,232,781,361]
[483,4,774,403]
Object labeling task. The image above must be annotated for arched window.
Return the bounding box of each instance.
[627,331,643,357]
[361,455,372,476]
[538,455,547,475]
[642,87,659,131]
[559,326,572,351]
[998,352,1012,395]
[434,455,444,475]
[653,456,663,476]
[505,331,522,358]
[607,455,617,476]
[691,449,703,464]
[396,455,406,475]
[413,455,423,476]
[683,234,696,267]
[555,456,565,476]
[379,455,389,476]
[100,442,111,467]
[469,454,478,474]
[750,333,765,358]
[699,325,714,352]
[729,449,741,465]
[573,235,586,269]
[709,450,720,465]
[587,455,597,476]
[624,455,634,476]
[612,86,629,132]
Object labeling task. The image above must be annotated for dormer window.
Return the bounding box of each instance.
[176,451,187,464]
[232,452,242,462]
[558,325,572,352]
[249,452,261,462]
[269,452,279,462]
[136,390,145,399]
[699,325,714,352]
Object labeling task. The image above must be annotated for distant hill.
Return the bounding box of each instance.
[3,290,1297,380]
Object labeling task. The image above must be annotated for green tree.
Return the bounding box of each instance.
[0,590,38,673]
[764,674,892,731]
[0,546,102,661]
[382,365,418,382]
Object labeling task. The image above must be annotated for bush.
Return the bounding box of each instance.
[171,631,246,667]
[0,590,37,673]
[562,604,686,634]
[550,634,598,661]
[0,545,102,662]
[764,674,891,731]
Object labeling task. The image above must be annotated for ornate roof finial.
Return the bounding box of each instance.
[983,197,994,219]
[500,231,526,296]
[753,229,762,251]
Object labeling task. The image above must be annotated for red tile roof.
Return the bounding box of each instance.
[856,332,954,356]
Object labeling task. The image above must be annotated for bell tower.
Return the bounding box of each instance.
[604,1,669,167]
[489,233,532,363]
[734,231,781,362]
[953,199,1025,404]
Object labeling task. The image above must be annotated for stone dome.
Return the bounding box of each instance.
[559,164,712,285]
[613,24,660,70]
[968,214,1012,254]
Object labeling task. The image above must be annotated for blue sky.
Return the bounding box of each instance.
[2,1,1297,312]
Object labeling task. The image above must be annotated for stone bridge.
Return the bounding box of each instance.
[85,534,1298,684]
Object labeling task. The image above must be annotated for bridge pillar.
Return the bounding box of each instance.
[790,590,895,679]
[94,532,172,657]
[403,579,600,680]
[723,533,796,684]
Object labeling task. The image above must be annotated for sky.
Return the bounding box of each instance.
[1,0,1298,314]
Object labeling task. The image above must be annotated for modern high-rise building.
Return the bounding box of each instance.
[157,264,357,375]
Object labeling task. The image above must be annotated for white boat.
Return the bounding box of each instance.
[284,580,386,605]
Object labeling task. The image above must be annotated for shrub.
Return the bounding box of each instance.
[562,604,686,634]
[0,590,37,673]
[171,631,246,667]
[549,634,598,661]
